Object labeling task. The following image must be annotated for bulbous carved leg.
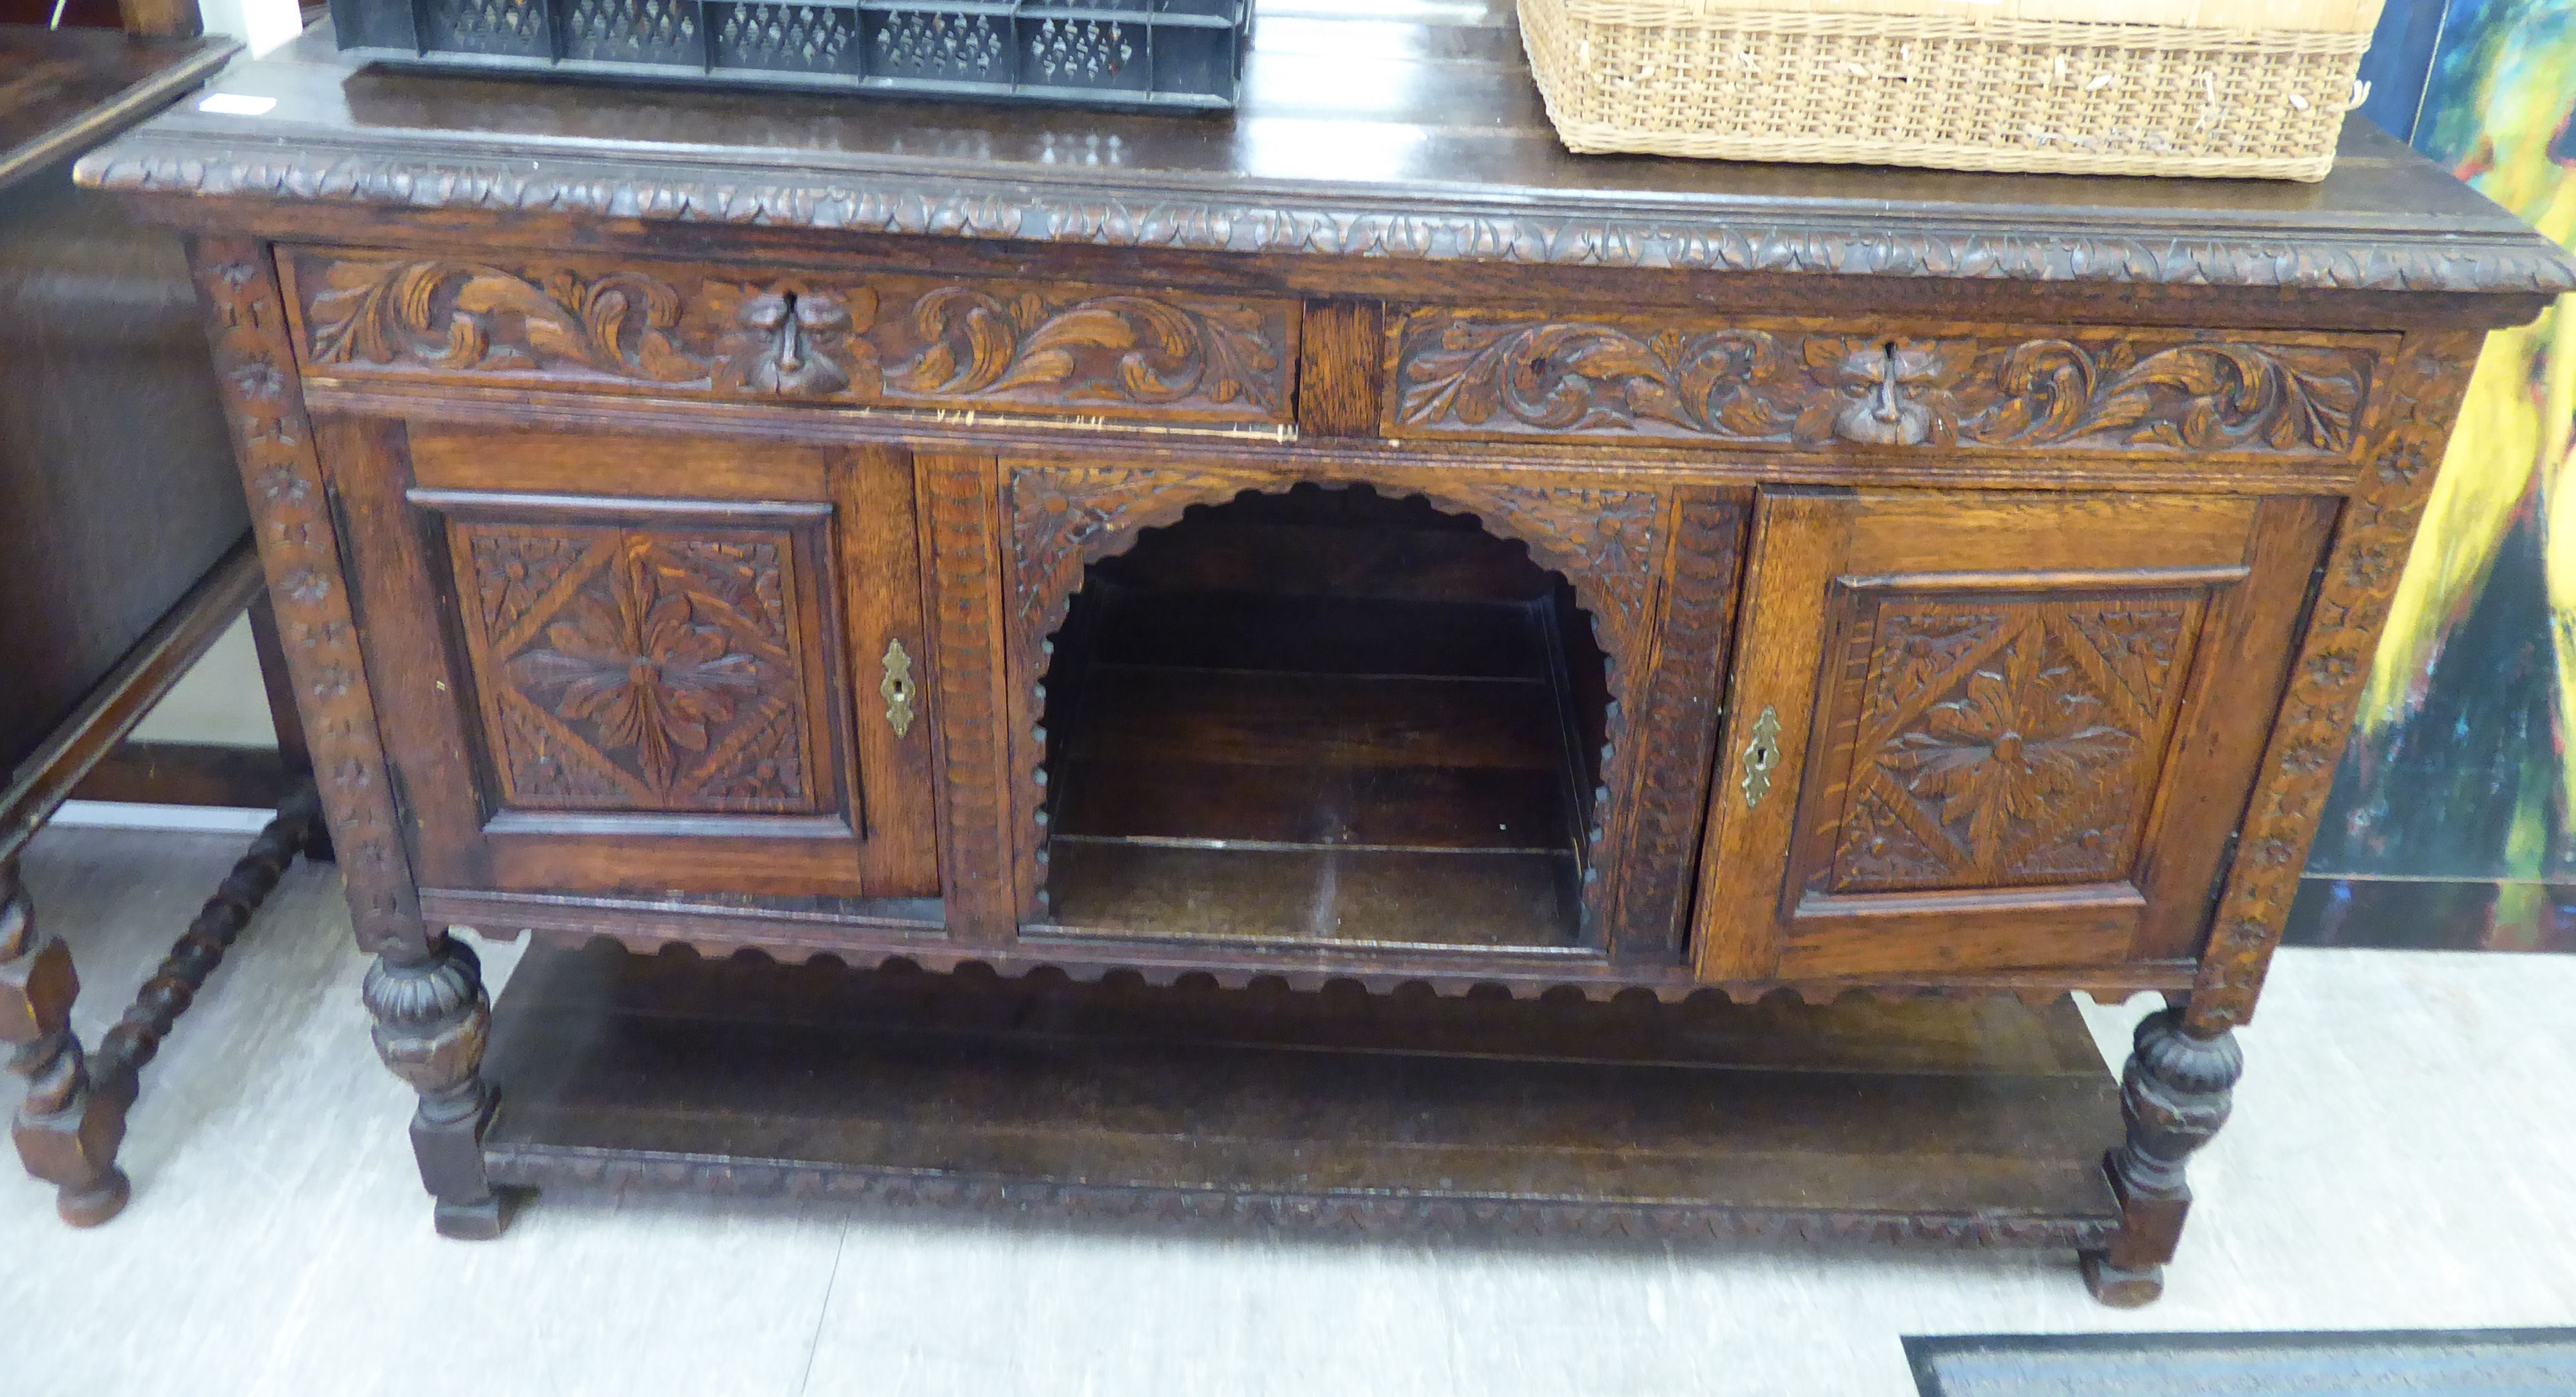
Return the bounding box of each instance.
[0,858,130,1226]
[2083,1006,2242,1307]
[363,933,502,1240]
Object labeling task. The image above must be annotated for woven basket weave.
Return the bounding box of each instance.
[1518,0,2384,180]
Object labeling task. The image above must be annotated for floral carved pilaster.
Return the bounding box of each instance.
[1601,492,1747,961]
[190,237,425,961]
[2187,331,2486,1033]
[2084,1008,2243,1307]
[363,935,499,1238]
[921,456,1021,939]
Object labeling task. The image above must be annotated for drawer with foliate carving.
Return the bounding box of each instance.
[1383,307,2390,464]
[277,246,1301,428]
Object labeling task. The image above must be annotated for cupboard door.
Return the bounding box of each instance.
[328,418,939,900]
[1693,488,2335,982]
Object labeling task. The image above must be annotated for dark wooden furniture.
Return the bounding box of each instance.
[83,1,2573,1301]
[0,19,306,1225]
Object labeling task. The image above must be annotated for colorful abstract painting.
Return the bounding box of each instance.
[2295,0,2576,950]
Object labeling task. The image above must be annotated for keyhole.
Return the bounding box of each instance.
[773,291,805,373]
[1871,341,1903,424]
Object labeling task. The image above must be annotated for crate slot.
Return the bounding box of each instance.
[364,0,1245,105]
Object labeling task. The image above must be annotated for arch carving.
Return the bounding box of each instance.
[1002,464,1668,936]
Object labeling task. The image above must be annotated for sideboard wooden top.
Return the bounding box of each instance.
[76,1,2575,297]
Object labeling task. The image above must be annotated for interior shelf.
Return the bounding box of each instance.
[1037,485,1608,951]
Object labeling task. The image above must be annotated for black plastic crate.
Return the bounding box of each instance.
[331,0,1248,109]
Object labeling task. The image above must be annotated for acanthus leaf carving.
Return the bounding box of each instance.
[291,250,1294,423]
[306,257,708,383]
[1399,318,1797,440]
[896,288,1284,413]
[1394,311,2376,458]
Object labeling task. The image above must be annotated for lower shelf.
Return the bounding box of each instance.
[480,941,2124,1246]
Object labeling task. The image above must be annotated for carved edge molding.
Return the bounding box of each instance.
[484,911,2186,1003]
[1603,493,1747,960]
[2187,330,2486,1032]
[192,236,425,959]
[77,138,2576,296]
[1002,466,1664,935]
[486,1142,2119,1248]
[921,458,1019,941]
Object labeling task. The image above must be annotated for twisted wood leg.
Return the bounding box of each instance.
[92,784,324,1115]
[0,857,130,1226]
[2083,1006,2242,1307]
[364,931,502,1239]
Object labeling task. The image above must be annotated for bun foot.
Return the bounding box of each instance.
[434,1191,506,1240]
[2081,1250,2163,1308]
[56,1165,131,1227]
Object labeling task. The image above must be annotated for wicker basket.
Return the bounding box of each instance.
[1518,0,2385,180]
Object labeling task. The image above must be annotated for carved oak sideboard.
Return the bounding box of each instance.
[79,5,2573,1305]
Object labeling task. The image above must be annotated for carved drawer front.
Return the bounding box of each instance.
[279,246,1300,428]
[1385,308,2386,466]
[330,419,941,902]
[1692,488,2337,983]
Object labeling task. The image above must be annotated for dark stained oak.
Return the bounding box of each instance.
[68,15,2576,303]
[86,0,2573,1301]
[279,247,1300,427]
[481,939,2124,1244]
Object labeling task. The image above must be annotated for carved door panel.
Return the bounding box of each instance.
[324,417,939,901]
[1693,488,2335,982]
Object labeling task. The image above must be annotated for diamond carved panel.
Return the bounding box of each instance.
[452,521,829,815]
[1825,596,2196,894]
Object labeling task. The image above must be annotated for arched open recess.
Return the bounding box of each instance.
[1003,465,1669,953]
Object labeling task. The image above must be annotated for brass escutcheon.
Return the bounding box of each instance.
[880,638,916,738]
[1740,706,1782,809]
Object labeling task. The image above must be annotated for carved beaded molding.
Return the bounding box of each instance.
[77,137,2576,295]
[919,458,1019,933]
[2187,331,2485,1032]
[194,238,427,959]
